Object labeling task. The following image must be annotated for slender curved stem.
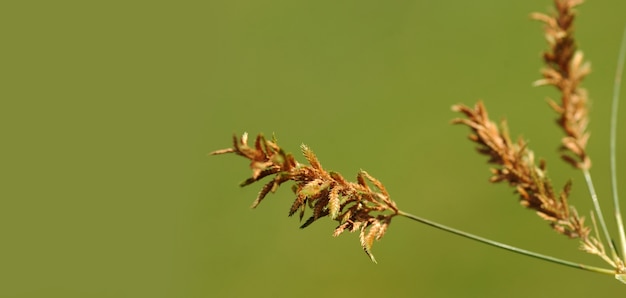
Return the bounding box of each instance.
[583,169,618,257]
[397,210,615,275]
[610,26,626,260]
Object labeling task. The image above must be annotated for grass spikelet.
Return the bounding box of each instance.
[212,133,398,262]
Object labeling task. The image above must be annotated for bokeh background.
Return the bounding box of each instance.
[3,0,626,297]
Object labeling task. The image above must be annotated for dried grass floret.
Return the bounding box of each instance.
[452,102,584,237]
[211,133,399,262]
[531,0,591,170]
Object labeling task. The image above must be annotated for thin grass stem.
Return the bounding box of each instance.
[582,169,618,257]
[397,210,615,275]
[610,26,626,261]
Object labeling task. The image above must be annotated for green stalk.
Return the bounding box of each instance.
[582,170,618,257]
[397,210,615,275]
[610,26,626,261]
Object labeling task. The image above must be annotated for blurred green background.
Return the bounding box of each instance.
[3,0,626,297]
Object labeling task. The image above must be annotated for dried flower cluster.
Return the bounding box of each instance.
[211,133,398,262]
[451,102,615,267]
[531,0,591,170]
[452,102,588,238]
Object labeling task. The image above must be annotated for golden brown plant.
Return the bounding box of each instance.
[212,0,626,280]
[453,0,624,273]
[211,133,398,262]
